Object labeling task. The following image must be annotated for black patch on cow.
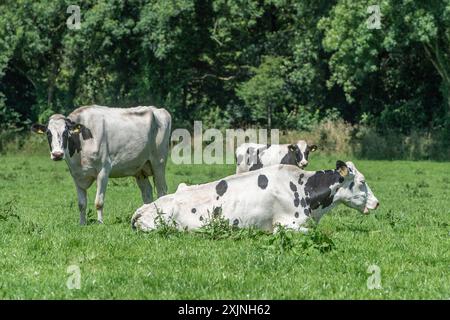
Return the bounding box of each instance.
[62,129,69,150]
[349,182,354,190]
[248,146,267,171]
[294,198,300,207]
[233,219,239,226]
[294,192,299,199]
[305,197,311,205]
[266,144,271,149]
[81,126,93,140]
[304,170,342,210]
[216,180,228,197]
[294,212,299,218]
[67,125,93,157]
[281,145,303,165]
[304,208,311,216]
[300,198,306,208]
[199,216,204,221]
[298,173,304,185]
[46,131,52,149]
[68,134,82,157]
[289,181,297,192]
[258,174,269,189]
[216,196,219,200]
[249,162,263,171]
[191,208,196,214]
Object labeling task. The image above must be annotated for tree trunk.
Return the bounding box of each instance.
[267,104,272,138]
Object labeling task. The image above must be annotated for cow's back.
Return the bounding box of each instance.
[67,105,170,177]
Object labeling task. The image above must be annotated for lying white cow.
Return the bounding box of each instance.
[32,105,171,225]
[235,141,317,174]
[132,161,379,233]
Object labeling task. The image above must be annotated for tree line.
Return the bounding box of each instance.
[0,0,449,139]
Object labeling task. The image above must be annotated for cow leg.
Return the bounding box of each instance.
[135,175,153,204]
[95,168,110,224]
[151,162,168,198]
[76,185,88,225]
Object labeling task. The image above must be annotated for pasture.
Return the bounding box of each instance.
[0,153,449,299]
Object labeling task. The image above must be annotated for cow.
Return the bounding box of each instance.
[235,141,317,174]
[31,105,172,225]
[131,161,379,233]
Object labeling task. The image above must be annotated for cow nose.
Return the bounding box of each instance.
[51,151,64,161]
[300,161,308,167]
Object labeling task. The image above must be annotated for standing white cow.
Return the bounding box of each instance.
[235,141,317,174]
[32,105,171,225]
[132,161,379,233]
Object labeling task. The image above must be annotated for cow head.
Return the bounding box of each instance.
[335,161,379,214]
[31,115,86,161]
[287,141,317,168]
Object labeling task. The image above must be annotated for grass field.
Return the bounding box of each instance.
[0,153,449,299]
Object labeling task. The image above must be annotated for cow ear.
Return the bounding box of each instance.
[309,145,318,152]
[336,160,349,177]
[70,124,82,134]
[31,124,46,134]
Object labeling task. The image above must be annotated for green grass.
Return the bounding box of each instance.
[0,154,449,299]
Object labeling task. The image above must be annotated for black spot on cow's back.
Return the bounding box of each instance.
[304,208,311,216]
[294,198,300,207]
[191,208,196,214]
[289,181,297,192]
[300,198,306,208]
[258,174,269,189]
[216,180,228,197]
[294,212,299,218]
[233,219,239,226]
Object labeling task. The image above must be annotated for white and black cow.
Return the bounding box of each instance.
[132,161,379,233]
[32,105,172,225]
[235,141,317,174]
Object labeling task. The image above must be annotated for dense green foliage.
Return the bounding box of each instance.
[0,153,449,298]
[0,1,449,145]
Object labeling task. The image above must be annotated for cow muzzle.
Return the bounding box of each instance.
[363,202,379,214]
[51,151,64,161]
[299,160,308,168]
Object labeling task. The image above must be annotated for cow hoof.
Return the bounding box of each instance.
[97,220,104,224]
